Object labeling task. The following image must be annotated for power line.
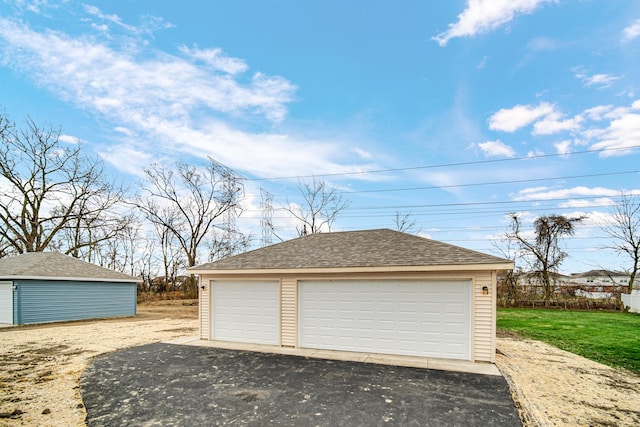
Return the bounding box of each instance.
[242,145,640,182]
[341,194,624,211]
[435,236,613,242]
[335,170,640,194]
[240,194,622,215]
[244,168,636,199]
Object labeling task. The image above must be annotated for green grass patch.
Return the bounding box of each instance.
[497,308,640,373]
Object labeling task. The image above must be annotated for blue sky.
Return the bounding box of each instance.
[1,0,640,273]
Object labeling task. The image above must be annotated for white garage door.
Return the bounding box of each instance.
[299,280,471,360]
[0,282,13,324]
[211,281,280,345]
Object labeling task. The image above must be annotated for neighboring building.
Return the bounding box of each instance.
[516,270,630,288]
[516,271,571,288]
[189,229,513,364]
[0,252,138,325]
[507,269,630,300]
[569,270,630,288]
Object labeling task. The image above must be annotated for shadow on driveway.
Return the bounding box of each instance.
[81,343,521,426]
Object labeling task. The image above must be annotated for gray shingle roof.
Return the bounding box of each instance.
[191,229,511,271]
[0,252,139,282]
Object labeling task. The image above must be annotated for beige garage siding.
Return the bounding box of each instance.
[196,269,503,363]
[280,279,297,347]
[200,278,210,339]
[473,271,495,362]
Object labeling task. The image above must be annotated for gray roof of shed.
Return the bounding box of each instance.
[191,229,511,271]
[0,252,139,282]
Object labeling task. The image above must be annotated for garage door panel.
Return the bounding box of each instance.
[0,282,13,324]
[445,302,466,311]
[211,281,280,345]
[299,280,470,360]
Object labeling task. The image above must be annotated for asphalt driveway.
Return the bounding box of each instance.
[80,343,521,426]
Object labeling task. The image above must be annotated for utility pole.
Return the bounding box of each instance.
[260,188,274,247]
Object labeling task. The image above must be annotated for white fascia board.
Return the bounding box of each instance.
[0,275,142,283]
[188,262,514,277]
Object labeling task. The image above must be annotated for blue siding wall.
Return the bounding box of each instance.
[15,280,137,325]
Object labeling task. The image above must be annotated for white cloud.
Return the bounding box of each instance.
[583,105,613,121]
[11,0,60,15]
[352,147,373,160]
[83,5,137,33]
[488,100,640,158]
[113,126,133,136]
[100,117,371,179]
[178,45,248,75]
[514,186,621,201]
[417,231,434,240]
[98,144,159,177]
[585,74,621,88]
[574,70,622,88]
[489,102,555,132]
[58,134,78,144]
[515,186,550,196]
[590,112,640,156]
[532,113,583,135]
[582,211,618,228]
[0,18,296,123]
[83,4,173,36]
[622,19,640,42]
[559,198,616,209]
[433,0,556,46]
[526,148,544,157]
[477,140,515,157]
[554,140,571,155]
[0,14,382,179]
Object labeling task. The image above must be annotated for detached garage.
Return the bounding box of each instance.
[0,252,138,325]
[189,229,513,363]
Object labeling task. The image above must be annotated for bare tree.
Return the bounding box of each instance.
[393,211,421,234]
[284,176,350,236]
[84,218,145,276]
[0,234,11,259]
[0,113,127,256]
[207,229,251,262]
[57,203,135,263]
[156,223,187,293]
[493,238,524,306]
[137,237,160,294]
[506,213,584,303]
[602,192,640,293]
[133,158,245,297]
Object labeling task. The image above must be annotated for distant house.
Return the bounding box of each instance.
[510,269,630,300]
[569,270,630,288]
[517,270,630,288]
[189,229,513,364]
[0,252,139,325]
[517,271,571,288]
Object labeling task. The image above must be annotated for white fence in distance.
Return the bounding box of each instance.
[621,290,640,313]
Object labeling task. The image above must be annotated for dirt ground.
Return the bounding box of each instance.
[495,333,640,426]
[0,300,199,427]
[1,302,639,426]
